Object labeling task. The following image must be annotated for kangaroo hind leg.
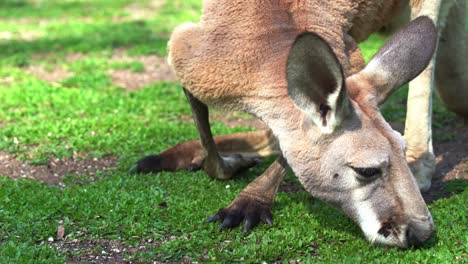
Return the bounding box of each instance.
[131,88,278,179]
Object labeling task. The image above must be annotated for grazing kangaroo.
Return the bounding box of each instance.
[131,0,467,248]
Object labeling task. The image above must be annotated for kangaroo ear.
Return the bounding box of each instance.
[350,16,437,105]
[287,33,348,133]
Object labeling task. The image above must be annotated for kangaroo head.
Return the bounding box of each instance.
[272,16,437,247]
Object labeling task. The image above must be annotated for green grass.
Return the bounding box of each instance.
[0,0,466,263]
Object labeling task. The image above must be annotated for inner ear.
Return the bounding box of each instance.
[287,33,347,131]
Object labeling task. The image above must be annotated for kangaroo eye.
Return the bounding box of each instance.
[352,167,382,180]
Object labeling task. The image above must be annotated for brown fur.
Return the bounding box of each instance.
[169,0,408,112]
[134,0,448,247]
[435,0,468,116]
[135,130,279,173]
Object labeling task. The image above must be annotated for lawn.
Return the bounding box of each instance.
[0,0,467,263]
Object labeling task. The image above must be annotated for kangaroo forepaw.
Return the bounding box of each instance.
[207,196,273,233]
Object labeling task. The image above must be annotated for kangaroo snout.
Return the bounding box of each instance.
[406,214,434,247]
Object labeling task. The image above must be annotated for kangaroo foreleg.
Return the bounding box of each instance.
[208,156,288,232]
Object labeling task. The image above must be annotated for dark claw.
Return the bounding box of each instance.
[217,222,231,232]
[218,213,242,231]
[207,210,224,223]
[243,220,251,233]
[207,197,272,233]
[217,217,232,231]
[207,208,227,223]
[128,165,140,174]
[243,215,260,233]
[261,210,273,225]
[207,214,219,223]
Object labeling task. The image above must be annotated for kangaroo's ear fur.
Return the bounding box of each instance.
[348,16,437,105]
[287,33,349,133]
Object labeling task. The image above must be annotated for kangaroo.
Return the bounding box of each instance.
[131,0,467,248]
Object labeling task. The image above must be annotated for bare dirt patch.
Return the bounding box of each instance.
[25,50,176,88]
[25,52,80,83]
[50,239,132,264]
[124,0,166,20]
[387,121,468,203]
[65,52,87,62]
[64,51,177,90]
[0,152,117,186]
[0,30,44,41]
[26,65,73,83]
[109,53,176,91]
[424,124,468,203]
[434,125,468,181]
[48,234,195,263]
[0,75,16,87]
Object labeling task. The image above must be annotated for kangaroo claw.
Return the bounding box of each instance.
[207,196,273,233]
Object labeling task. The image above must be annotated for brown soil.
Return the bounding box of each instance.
[0,75,16,87]
[108,54,176,91]
[48,233,195,263]
[24,53,84,84]
[26,51,176,90]
[433,126,468,181]
[64,53,87,62]
[386,120,468,186]
[0,0,166,27]
[49,238,151,264]
[52,239,129,263]
[0,30,44,41]
[0,152,117,186]
[387,120,468,201]
[26,65,73,83]
[124,0,166,21]
[425,124,468,203]
[0,17,96,26]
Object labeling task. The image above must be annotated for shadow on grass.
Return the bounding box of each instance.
[444,179,468,193]
[0,20,168,66]
[0,0,28,8]
[424,121,468,203]
[0,0,128,19]
[423,179,468,204]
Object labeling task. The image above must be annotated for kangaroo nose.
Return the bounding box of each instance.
[406,216,434,247]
